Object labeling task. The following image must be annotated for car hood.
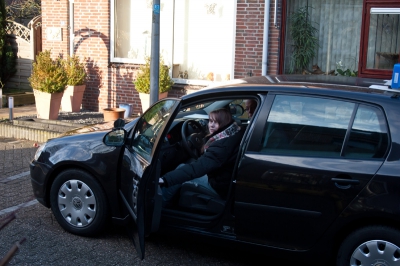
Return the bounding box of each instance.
[39,118,138,166]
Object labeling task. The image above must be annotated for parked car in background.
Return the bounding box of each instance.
[30,75,400,265]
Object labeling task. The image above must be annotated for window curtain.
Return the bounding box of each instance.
[284,0,363,74]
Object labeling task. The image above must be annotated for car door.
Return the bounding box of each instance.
[119,99,180,259]
[234,93,389,250]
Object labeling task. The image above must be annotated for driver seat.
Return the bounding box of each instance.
[179,182,225,214]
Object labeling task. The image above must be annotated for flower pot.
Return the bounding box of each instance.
[138,92,168,113]
[103,108,125,122]
[33,89,64,120]
[61,85,86,112]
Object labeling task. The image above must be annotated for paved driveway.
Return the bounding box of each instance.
[0,137,298,265]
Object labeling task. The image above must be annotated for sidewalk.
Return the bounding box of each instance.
[0,104,37,120]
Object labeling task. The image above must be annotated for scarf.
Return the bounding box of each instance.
[203,122,241,151]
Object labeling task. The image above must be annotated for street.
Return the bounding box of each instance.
[0,137,296,266]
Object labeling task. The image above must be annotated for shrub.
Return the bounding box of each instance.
[63,55,87,86]
[28,50,67,93]
[134,56,174,94]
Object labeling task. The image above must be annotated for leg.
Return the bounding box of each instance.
[184,175,219,197]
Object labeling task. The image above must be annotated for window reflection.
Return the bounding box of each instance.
[132,100,178,161]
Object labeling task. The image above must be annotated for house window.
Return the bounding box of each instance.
[283,0,363,75]
[110,0,236,83]
[359,4,400,78]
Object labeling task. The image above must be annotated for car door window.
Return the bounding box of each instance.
[131,100,178,161]
[344,105,389,159]
[261,95,354,157]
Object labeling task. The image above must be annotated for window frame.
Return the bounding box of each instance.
[248,93,389,160]
[110,0,237,85]
[358,0,400,79]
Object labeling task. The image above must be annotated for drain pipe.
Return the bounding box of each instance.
[69,0,74,56]
[262,0,271,76]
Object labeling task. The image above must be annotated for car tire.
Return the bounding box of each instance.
[337,225,400,266]
[50,169,109,236]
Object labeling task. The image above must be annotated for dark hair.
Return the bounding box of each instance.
[209,108,233,131]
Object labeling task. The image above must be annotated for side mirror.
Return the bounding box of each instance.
[229,104,245,117]
[104,129,127,146]
[114,118,125,129]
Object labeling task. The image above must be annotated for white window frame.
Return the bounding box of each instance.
[110,0,237,86]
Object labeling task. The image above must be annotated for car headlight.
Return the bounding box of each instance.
[34,142,47,161]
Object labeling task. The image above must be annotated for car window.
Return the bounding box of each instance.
[259,95,389,159]
[261,95,354,157]
[131,100,177,161]
[344,105,389,159]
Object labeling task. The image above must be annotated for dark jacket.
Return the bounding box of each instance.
[163,122,243,198]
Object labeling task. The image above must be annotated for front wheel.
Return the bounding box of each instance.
[50,169,109,236]
[337,226,400,266]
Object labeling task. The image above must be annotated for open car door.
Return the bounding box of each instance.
[118,99,180,259]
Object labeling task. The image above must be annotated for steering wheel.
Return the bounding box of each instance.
[181,120,205,159]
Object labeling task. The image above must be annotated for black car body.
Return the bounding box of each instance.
[30,75,400,265]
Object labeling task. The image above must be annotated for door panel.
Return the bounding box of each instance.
[234,94,387,250]
[119,99,180,259]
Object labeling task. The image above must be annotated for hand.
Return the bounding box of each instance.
[159,177,166,187]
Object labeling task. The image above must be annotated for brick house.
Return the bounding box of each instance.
[41,0,399,114]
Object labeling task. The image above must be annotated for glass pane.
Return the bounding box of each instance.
[114,0,132,59]
[113,0,173,62]
[366,12,400,70]
[284,0,362,76]
[132,99,178,161]
[173,0,235,81]
[344,105,388,159]
[262,95,355,158]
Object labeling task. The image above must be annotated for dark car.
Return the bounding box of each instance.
[30,75,400,265]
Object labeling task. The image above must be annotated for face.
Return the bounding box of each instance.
[208,115,220,134]
[245,100,255,118]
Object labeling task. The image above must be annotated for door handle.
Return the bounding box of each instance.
[331,178,360,189]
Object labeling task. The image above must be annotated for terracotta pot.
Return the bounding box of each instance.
[33,89,64,120]
[138,92,168,113]
[103,108,125,122]
[61,85,86,112]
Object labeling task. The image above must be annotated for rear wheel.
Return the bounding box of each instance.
[50,169,109,236]
[337,226,400,266]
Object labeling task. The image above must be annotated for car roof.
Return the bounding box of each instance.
[181,75,399,103]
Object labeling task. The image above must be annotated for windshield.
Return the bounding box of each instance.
[132,100,178,161]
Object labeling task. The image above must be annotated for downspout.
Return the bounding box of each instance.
[69,0,74,56]
[262,0,270,76]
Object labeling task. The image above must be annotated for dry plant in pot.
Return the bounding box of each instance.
[28,50,67,120]
[61,55,87,112]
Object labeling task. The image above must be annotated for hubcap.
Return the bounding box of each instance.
[57,180,97,227]
[351,240,400,266]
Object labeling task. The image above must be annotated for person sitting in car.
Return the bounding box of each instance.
[159,108,243,205]
[245,99,257,119]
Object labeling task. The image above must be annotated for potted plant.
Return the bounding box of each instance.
[134,56,174,112]
[288,6,319,74]
[61,55,87,112]
[28,50,68,120]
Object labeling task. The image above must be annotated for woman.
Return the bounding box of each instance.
[159,108,243,205]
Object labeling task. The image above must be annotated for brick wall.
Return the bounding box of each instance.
[234,0,281,78]
[42,0,281,113]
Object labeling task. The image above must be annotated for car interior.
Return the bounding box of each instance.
[157,97,256,218]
